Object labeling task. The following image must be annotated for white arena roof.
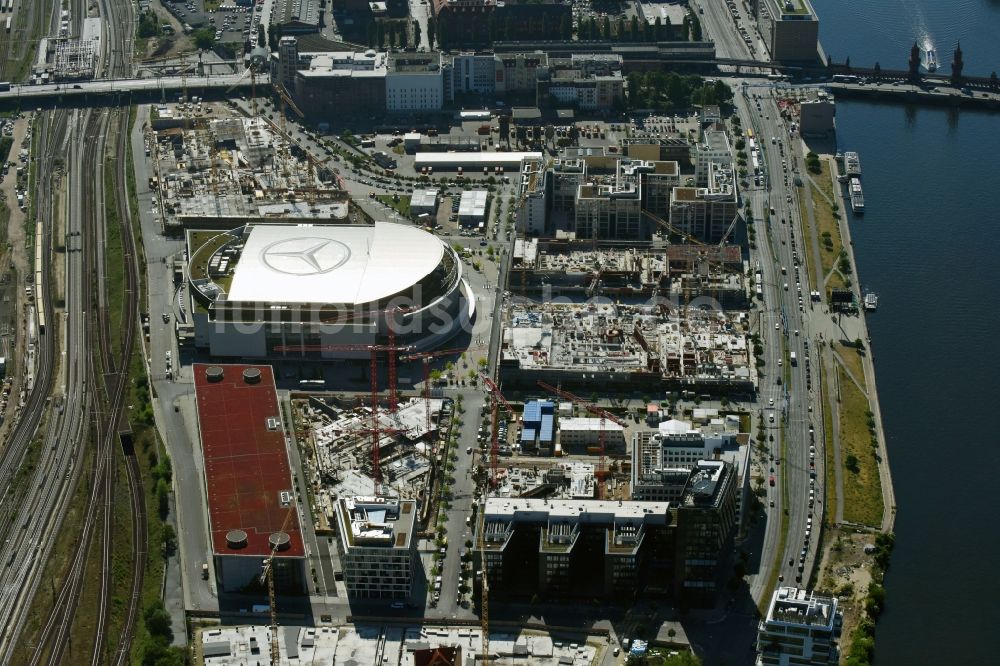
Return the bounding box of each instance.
[226,222,445,306]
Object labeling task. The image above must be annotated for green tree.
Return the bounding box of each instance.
[654,16,663,41]
[689,12,703,41]
[413,20,421,47]
[137,11,160,39]
[193,28,216,50]
[268,22,283,51]
[162,523,177,555]
[143,600,173,640]
[630,15,639,41]
[427,17,436,49]
[846,453,860,473]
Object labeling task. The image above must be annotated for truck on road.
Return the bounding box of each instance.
[790,352,797,365]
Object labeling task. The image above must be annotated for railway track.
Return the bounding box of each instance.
[0,0,147,661]
[27,99,143,665]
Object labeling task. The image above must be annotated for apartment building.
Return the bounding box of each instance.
[334,496,419,600]
[757,586,842,665]
[669,162,739,243]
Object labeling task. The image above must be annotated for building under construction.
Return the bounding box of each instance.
[510,239,748,306]
[293,396,451,531]
[498,301,756,394]
[147,103,352,231]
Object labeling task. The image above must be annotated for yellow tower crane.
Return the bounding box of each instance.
[260,505,297,665]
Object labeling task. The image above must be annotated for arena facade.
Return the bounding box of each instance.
[186,222,474,358]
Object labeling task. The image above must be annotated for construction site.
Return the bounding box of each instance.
[292,394,452,529]
[511,238,749,307]
[146,99,359,232]
[497,301,757,394]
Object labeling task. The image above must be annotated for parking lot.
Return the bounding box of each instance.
[160,0,262,45]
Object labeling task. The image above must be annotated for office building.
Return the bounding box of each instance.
[798,94,835,137]
[752,0,820,62]
[694,129,732,187]
[757,587,843,665]
[450,52,498,97]
[633,419,751,535]
[516,157,548,235]
[194,364,307,593]
[291,49,388,116]
[478,498,677,601]
[386,52,445,112]
[538,55,624,110]
[478,461,737,606]
[557,417,626,454]
[333,496,419,600]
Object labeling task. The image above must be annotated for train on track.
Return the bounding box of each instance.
[34,220,44,335]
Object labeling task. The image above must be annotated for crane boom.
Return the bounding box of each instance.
[260,506,297,665]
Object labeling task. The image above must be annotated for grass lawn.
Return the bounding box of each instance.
[378,194,411,218]
[821,358,838,516]
[838,367,884,527]
[837,343,867,391]
[810,161,844,276]
[826,269,848,294]
[796,194,816,293]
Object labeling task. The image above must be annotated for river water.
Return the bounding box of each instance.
[809,1,1000,663]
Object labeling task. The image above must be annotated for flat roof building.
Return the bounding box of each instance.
[333,496,419,600]
[557,417,626,455]
[478,463,737,607]
[413,151,543,171]
[458,189,488,226]
[194,364,307,593]
[753,0,820,62]
[410,189,440,216]
[757,586,842,665]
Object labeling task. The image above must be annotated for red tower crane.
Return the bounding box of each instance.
[273,308,414,491]
[399,346,487,435]
[536,381,627,498]
[479,373,515,489]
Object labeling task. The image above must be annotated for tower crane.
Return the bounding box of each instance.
[536,381,627,499]
[260,505,298,665]
[477,510,491,666]
[398,346,487,435]
[478,374,515,489]
[273,308,414,491]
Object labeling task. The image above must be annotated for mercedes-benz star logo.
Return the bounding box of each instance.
[260,237,351,276]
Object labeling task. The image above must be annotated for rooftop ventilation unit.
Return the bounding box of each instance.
[206,366,225,382]
[226,529,248,549]
[269,531,292,552]
[243,367,262,384]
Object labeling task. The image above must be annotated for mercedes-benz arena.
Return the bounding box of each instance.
[186,222,474,358]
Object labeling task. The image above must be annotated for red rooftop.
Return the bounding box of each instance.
[194,364,305,560]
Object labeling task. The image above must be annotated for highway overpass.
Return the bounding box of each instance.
[0,73,269,109]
